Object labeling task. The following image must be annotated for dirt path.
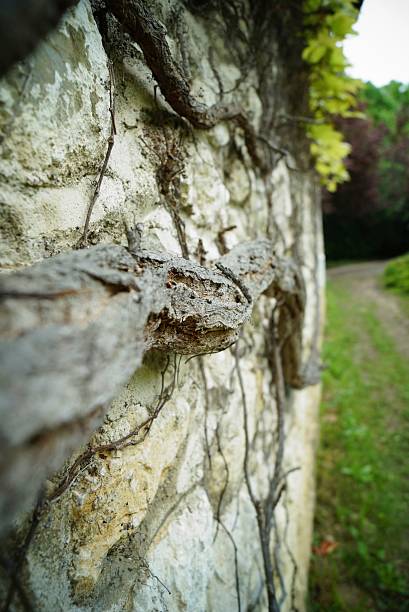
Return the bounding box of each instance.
[328,261,409,360]
[309,262,409,611]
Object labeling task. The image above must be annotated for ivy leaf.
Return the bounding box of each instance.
[302,42,328,64]
[302,0,361,190]
[329,46,347,69]
[328,13,356,37]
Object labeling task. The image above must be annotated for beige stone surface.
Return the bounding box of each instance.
[0,1,323,610]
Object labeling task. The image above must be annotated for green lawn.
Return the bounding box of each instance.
[308,281,409,611]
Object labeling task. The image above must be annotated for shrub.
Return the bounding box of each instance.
[383,253,409,294]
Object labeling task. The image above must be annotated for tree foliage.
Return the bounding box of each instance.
[363,81,409,137]
[324,81,409,260]
[322,110,383,216]
[364,82,409,229]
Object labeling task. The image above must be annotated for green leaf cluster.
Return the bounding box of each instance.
[302,0,362,191]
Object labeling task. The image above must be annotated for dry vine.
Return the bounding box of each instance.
[198,358,242,612]
[80,60,117,246]
[142,122,190,259]
[234,316,301,612]
[106,0,290,174]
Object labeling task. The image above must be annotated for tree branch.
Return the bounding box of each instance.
[106,0,289,173]
[108,0,239,129]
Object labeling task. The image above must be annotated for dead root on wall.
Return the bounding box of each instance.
[0,237,306,531]
[0,236,308,610]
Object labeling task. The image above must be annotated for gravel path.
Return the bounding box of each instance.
[328,261,409,361]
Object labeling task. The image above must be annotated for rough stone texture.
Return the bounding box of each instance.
[0,238,308,531]
[0,1,324,610]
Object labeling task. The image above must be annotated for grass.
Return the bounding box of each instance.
[308,281,409,611]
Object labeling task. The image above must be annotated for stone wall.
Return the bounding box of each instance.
[0,1,324,610]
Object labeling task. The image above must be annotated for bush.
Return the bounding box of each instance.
[383,253,409,294]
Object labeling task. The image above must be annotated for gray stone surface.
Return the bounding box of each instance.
[0,1,324,610]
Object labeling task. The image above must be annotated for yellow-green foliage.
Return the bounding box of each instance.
[303,0,362,191]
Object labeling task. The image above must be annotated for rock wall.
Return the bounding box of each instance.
[0,1,324,610]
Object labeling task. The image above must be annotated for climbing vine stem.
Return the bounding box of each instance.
[234,309,301,611]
